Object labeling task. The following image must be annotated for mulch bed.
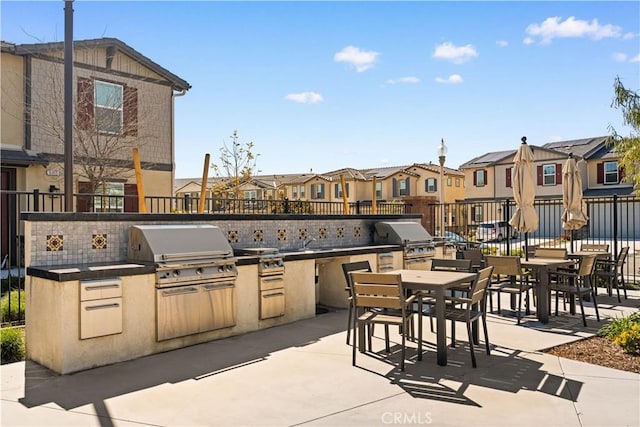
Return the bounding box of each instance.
[544,336,640,374]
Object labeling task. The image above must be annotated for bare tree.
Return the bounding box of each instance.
[210,130,259,200]
[32,58,166,194]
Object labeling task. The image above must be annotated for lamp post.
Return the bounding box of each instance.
[438,138,447,236]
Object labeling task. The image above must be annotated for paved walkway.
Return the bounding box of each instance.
[2,291,639,426]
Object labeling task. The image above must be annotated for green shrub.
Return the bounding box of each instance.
[1,327,25,364]
[1,290,25,323]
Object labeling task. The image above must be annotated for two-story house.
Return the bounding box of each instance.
[1,38,191,213]
[459,136,633,227]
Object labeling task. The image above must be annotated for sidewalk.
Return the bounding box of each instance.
[2,291,639,427]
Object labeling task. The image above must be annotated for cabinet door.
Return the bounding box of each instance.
[156,286,200,341]
[80,297,123,339]
[200,283,235,332]
[260,289,285,320]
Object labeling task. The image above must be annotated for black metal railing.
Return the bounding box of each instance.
[1,189,637,324]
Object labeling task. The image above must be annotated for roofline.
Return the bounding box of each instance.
[13,38,191,91]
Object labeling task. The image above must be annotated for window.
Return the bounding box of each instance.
[95,81,123,134]
[375,182,382,199]
[300,185,306,198]
[310,183,325,199]
[455,178,460,187]
[399,179,408,196]
[425,178,437,193]
[77,78,138,136]
[474,170,486,187]
[244,190,257,199]
[93,182,124,212]
[334,183,349,198]
[543,164,556,186]
[447,177,452,186]
[604,161,619,184]
[292,186,298,198]
[472,205,483,222]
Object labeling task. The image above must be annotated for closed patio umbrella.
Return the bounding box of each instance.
[509,137,539,260]
[562,153,588,252]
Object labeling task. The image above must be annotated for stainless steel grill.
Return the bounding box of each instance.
[374,221,436,269]
[128,224,239,341]
[234,247,286,319]
[128,224,238,288]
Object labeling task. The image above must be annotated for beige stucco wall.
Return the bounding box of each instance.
[26,260,316,374]
[1,51,24,147]
[28,57,173,166]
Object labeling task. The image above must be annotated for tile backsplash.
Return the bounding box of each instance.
[25,215,410,266]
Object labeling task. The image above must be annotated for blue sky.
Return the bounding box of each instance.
[2,1,639,178]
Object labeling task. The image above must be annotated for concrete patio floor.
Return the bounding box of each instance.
[2,290,639,427]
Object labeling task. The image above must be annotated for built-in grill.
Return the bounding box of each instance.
[234,247,286,320]
[128,224,238,341]
[374,221,436,270]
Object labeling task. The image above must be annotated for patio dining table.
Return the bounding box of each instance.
[568,251,611,261]
[519,257,576,323]
[379,269,478,366]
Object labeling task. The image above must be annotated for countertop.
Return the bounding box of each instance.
[27,245,403,282]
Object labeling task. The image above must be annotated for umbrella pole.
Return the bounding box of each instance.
[524,232,529,260]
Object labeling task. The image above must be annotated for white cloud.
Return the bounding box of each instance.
[432,42,478,64]
[435,74,463,84]
[523,37,535,45]
[496,40,508,47]
[386,76,421,85]
[334,46,380,72]
[630,54,640,63]
[612,52,628,62]
[284,92,324,104]
[525,16,622,44]
[622,32,635,40]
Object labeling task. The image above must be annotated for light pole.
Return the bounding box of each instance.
[438,138,447,236]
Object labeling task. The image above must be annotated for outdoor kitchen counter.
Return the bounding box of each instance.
[26,261,156,282]
[278,244,402,260]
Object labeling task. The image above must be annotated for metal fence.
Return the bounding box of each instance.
[1,189,637,325]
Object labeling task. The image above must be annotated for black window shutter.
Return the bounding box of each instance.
[597,163,604,184]
[556,163,562,185]
[537,165,543,186]
[471,206,476,221]
[77,78,94,130]
[506,168,512,188]
[124,183,139,212]
[123,85,138,137]
[405,178,410,195]
[76,181,93,212]
[433,178,437,192]
[425,179,429,192]
[473,170,478,186]
[392,178,398,197]
[619,165,624,183]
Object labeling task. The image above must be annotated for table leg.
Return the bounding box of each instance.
[357,307,366,353]
[536,268,550,324]
[435,287,447,366]
[417,298,423,361]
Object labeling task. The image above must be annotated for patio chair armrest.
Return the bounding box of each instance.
[405,294,417,305]
[445,296,472,305]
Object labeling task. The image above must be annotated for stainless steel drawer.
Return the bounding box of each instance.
[80,297,123,339]
[80,278,122,301]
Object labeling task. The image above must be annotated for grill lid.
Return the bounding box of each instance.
[128,224,233,263]
[374,221,433,245]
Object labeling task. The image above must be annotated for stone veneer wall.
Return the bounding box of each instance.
[23,213,420,267]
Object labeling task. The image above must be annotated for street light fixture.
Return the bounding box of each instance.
[437,139,447,236]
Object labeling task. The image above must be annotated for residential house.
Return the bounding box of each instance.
[459,136,634,228]
[1,38,191,213]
